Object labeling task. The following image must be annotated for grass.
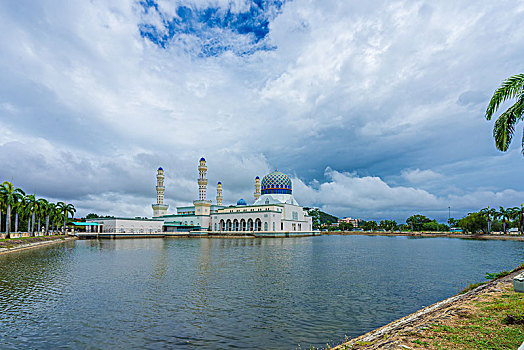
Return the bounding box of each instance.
[413,287,524,350]
[0,235,67,249]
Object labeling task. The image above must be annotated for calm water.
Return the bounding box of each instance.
[0,235,522,349]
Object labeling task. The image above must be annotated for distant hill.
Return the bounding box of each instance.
[304,207,339,226]
[319,211,338,225]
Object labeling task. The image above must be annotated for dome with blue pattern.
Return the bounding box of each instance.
[261,171,292,195]
[236,198,247,206]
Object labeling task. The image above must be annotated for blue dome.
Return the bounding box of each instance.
[236,198,247,206]
[217,181,221,185]
[200,157,206,161]
[255,176,260,179]
[158,167,163,171]
[261,171,292,195]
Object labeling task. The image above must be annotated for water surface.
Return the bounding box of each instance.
[0,235,522,349]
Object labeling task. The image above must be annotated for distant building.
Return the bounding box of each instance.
[338,217,362,228]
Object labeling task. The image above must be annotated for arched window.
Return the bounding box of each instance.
[273,222,275,231]
[220,220,225,231]
[247,219,253,231]
[255,218,262,231]
[240,219,246,231]
[264,222,268,231]
[233,219,239,231]
[214,223,217,231]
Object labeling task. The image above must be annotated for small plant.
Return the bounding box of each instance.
[485,271,511,280]
[459,282,484,294]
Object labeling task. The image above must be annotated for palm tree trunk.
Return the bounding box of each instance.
[520,214,523,235]
[63,213,67,234]
[0,210,3,234]
[31,212,35,236]
[15,212,18,233]
[6,204,11,239]
[38,217,41,236]
[487,217,491,234]
[503,218,507,234]
[45,215,49,235]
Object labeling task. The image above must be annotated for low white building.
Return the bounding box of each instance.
[85,217,164,234]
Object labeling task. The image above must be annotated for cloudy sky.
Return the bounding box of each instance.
[1,0,524,222]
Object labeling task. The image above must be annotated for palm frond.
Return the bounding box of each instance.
[485,73,524,120]
[492,97,524,151]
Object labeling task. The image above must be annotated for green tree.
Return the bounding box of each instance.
[62,203,76,233]
[457,212,487,234]
[480,207,497,234]
[25,194,39,235]
[494,206,511,234]
[406,214,431,231]
[361,220,378,231]
[12,191,25,233]
[339,222,354,231]
[485,73,524,154]
[510,204,524,235]
[0,182,25,238]
[379,219,398,232]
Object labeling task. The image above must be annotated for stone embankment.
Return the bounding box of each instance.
[330,265,524,350]
[0,236,77,255]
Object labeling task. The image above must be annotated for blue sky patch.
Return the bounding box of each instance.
[138,0,286,56]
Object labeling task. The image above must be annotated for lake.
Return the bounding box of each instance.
[0,235,522,349]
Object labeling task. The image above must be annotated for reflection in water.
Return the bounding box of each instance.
[0,236,522,349]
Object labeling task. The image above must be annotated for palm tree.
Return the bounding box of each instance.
[25,194,38,236]
[495,207,511,235]
[40,200,53,235]
[63,203,76,234]
[485,73,524,154]
[0,182,26,238]
[36,198,49,235]
[56,202,65,233]
[12,192,26,234]
[509,204,524,235]
[480,206,497,234]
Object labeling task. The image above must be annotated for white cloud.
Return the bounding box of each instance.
[401,168,443,183]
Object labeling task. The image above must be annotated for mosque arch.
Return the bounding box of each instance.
[247,219,253,231]
[233,219,239,231]
[226,219,232,231]
[220,219,225,231]
[255,218,262,231]
[240,219,246,231]
[264,222,268,231]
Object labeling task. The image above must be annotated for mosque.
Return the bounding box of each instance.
[156,158,313,234]
[83,158,313,236]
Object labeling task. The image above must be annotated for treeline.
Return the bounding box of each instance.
[0,181,76,238]
[320,205,524,235]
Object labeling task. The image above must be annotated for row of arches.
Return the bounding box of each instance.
[215,218,268,232]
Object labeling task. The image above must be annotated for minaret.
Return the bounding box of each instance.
[254,176,261,201]
[216,181,223,205]
[198,157,208,201]
[152,167,169,217]
[193,157,212,217]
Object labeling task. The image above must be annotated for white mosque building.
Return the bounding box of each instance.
[83,158,313,237]
[158,158,313,235]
